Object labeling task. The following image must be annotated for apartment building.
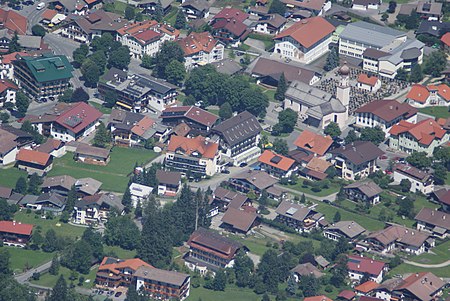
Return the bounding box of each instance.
[178,32,224,69]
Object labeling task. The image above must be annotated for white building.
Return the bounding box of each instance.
[352,0,380,10]
[406,83,450,107]
[347,255,386,284]
[274,17,335,64]
[129,183,153,207]
[356,74,381,92]
[177,32,224,70]
[393,163,434,195]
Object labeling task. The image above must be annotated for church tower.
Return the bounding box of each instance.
[336,62,350,110]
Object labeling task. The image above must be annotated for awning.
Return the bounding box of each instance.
[116,101,132,110]
[197,61,207,66]
[286,4,294,7]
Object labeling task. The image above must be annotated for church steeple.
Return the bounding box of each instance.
[336,61,350,110]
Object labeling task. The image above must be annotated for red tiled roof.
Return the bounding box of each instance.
[294,130,333,156]
[54,102,102,134]
[357,74,379,87]
[131,116,155,137]
[275,17,335,48]
[347,255,385,277]
[389,118,446,146]
[212,18,248,37]
[304,296,333,301]
[258,150,295,171]
[42,9,57,20]
[355,281,380,293]
[434,84,450,101]
[213,8,248,22]
[0,9,27,35]
[185,106,218,127]
[0,79,18,93]
[178,32,220,56]
[355,99,418,123]
[406,84,430,103]
[338,290,356,300]
[133,29,162,45]
[167,135,218,159]
[0,51,31,64]
[441,32,450,47]
[0,220,33,236]
[16,149,51,166]
[98,257,152,275]
[116,20,158,36]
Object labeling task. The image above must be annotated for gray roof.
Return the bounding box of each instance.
[41,175,77,191]
[212,59,242,75]
[76,143,110,159]
[108,73,177,99]
[108,109,145,131]
[331,141,384,165]
[232,170,278,190]
[286,81,333,107]
[75,178,102,195]
[291,262,324,278]
[380,39,424,65]
[36,192,66,208]
[137,0,174,9]
[212,111,262,147]
[134,266,189,287]
[181,0,210,11]
[75,192,124,211]
[415,208,450,231]
[344,180,382,198]
[307,98,346,119]
[19,194,39,205]
[18,35,41,49]
[326,221,366,239]
[340,21,406,49]
[276,200,322,222]
[156,170,181,186]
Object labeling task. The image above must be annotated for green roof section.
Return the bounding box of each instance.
[22,54,74,83]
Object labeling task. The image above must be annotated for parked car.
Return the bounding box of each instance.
[36,2,45,10]
[114,292,122,297]
[221,169,230,174]
[239,162,248,167]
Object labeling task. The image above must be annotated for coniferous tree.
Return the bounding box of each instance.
[15,177,27,194]
[28,173,41,195]
[122,186,133,213]
[174,9,187,29]
[48,276,68,301]
[49,256,60,275]
[274,73,287,101]
[93,122,111,148]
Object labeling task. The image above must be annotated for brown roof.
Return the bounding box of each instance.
[363,48,390,59]
[291,262,324,278]
[155,170,181,186]
[355,281,380,294]
[0,186,12,199]
[178,32,220,56]
[116,20,157,36]
[281,0,327,10]
[344,180,382,198]
[132,29,162,45]
[258,13,286,29]
[212,18,248,37]
[0,9,27,35]
[214,8,248,22]
[251,57,318,85]
[276,200,321,222]
[134,265,189,287]
[367,224,430,247]
[16,149,51,166]
[55,102,103,134]
[330,141,384,165]
[213,187,248,209]
[258,150,296,172]
[294,130,333,156]
[355,99,418,123]
[162,106,218,127]
[41,9,58,20]
[306,157,331,173]
[417,1,442,16]
[167,135,218,159]
[415,208,450,231]
[432,188,450,206]
[69,11,127,35]
[393,163,432,182]
[347,255,385,277]
[221,207,258,233]
[0,128,18,155]
[275,17,335,48]
[173,122,191,137]
[396,272,445,301]
[75,143,110,159]
[98,257,152,275]
[187,227,243,260]
[304,296,333,301]
[231,170,278,190]
[41,175,76,191]
[35,138,63,154]
[338,290,356,300]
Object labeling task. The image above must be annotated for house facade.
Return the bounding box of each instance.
[347,255,386,284]
[0,220,33,247]
[74,193,123,225]
[258,150,297,178]
[275,200,324,232]
[16,149,53,176]
[344,180,382,205]
[406,83,450,107]
[178,32,224,70]
[415,207,450,238]
[393,163,434,194]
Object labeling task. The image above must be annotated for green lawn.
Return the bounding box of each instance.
[104,245,137,259]
[389,263,450,278]
[282,181,341,197]
[188,285,296,301]
[316,202,385,231]
[47,147,158,192]
[89,101,112,114]
[163,6,178,25]
[6,247,54,273]
[419,106,450,119]
[14,211,86,240]
[0,167,28,188]
[410,239,450,264]
[31,266,98,288]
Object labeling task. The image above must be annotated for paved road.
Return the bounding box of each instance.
[15,260,52,284]
[403,259,450,268]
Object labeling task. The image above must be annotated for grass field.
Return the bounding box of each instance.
[188,286,297,301]
[47,147,158,192]
[419,106,450,119]
[389,263,450,278]
[410,239,450,264]
[14,211,86,240]
[31,266,98,288]
[0,167,28,188]
[316,202,385,231]
[6,247,54,273]
[89,102,112,114]
[282,181,341,197]
[104,245,137,259]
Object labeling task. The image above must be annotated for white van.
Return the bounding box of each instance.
[36,2,45,10]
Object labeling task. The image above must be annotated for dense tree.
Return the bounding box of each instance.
[268,0,286,15]
[154,41,185,78]
[71,87,89,103]
[48,276,68,301]
[91,33,116,53]
[273,108,297,134]
[433,164,447,185]
[73,44,89,67]
[0,248,11,275]
[234,251,254,287]
[153,0,164,22]
[274,73,287,101]
[241,88,269,118]
[141,55,153,69]
[81,59,100,87]
[82,227,104,261]
[333,211,341,223]
[324,122,341,139]
[89,50,108,72]
[138,197,173,268]
[21,120,45,144]
[406,151,431,169]
[360,126,385,145]
[330,254,348,287]
[423,51,447,77]
[28,173,42,195]
[206,269,227,291]
[395,68,408,81]
[15,177,27,194]
[62,240,92,274]
[0,111,9,123]
[8,33,21,53]
[344,129,358,144]
[165,60,186,86]
[272,138,289,155]
[324,47,339,72]
[125,5,135,20]
[49,256,60,275]
[59,88,74,103]
[387,0,397,13]
[93,122,111,148]
[397,196,415,219]
[15,91,29,117]
[396,10,419,30]
[299,275,319,297]
[125,285,147,301]
[174,9,187,29]
[31,24,46,37]
[109,46,131,70]
[0,199,17,221]
[42,229,68,253]
[0,276,37,301]
[135,12,143,21]
[121,186,132,213]
[409,64,423,83]
[399,179,412,192]
[104,215,140,250]
[219,102,233,120]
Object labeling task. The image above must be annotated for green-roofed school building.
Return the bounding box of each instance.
[13,53,74,99]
